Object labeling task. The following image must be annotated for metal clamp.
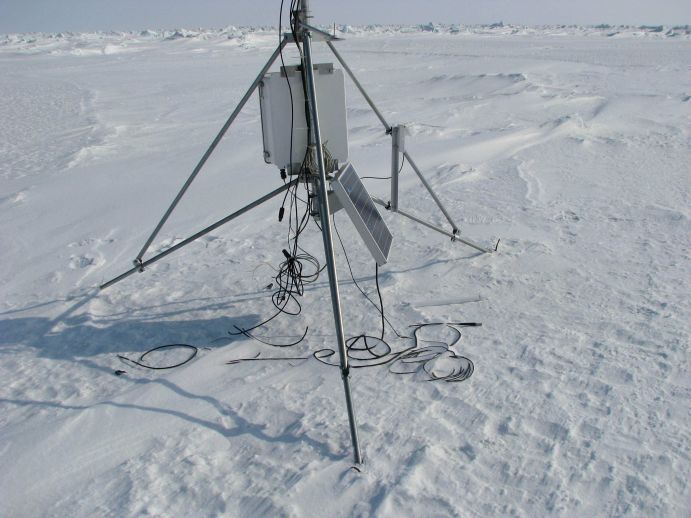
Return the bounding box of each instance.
[133,258,144,272]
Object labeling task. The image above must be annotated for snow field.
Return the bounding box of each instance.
[0,27,689,517]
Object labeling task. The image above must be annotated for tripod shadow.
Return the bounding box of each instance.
[0,291,344,460]
[0,289,260,361]
[1,375,343,461]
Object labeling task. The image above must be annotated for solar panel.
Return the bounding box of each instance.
[331,163,393,265]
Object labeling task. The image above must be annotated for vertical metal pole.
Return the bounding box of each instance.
[302,29,363,465]
[390,125,402,212]
[301,0,310,18]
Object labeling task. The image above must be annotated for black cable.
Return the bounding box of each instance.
[230,165,321,345]
[289,0,305,60]
[289,0,312,153]
[278,0,295,206]
[230,1,322,348]
[339,261,388,357]
[375,263,385,341]
[360,155,406,181]
[229,2,473,375]
[333,260,398,377]
[332,214,405,338]
[281,7,294,176]
[117,2,320,368]
[228,246,320,342]
[117,344,198,370]
[227,322,477,383]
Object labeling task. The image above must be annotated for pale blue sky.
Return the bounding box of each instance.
[1,0,689,34]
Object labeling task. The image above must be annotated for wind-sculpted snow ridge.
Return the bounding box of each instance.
[338,23,691,39]
[0,26,277,55]
[1,23,688,54]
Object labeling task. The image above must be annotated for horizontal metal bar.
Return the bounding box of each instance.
[372,197,492,254]
[285,23,341,42]
[100,179,299,290]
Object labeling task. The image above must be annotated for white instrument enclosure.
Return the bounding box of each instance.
[259,63,348,173]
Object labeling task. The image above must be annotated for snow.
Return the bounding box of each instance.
[1,25,690,517]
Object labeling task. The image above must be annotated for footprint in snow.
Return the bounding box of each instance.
[69,254,101,269]
[67,237,115,248]
[0,190,27,206]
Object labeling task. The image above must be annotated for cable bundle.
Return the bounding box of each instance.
[229,0,325,346]
[227,322,477,384]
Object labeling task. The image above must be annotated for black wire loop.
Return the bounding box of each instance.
[228,322,477,383]
[118,344,199,370]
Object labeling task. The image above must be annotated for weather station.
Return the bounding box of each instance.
[100,0,495,466]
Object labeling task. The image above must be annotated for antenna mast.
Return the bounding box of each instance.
[295,0,364,465]
[298,0,310,24]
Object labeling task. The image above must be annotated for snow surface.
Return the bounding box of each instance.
[1,25,690,517]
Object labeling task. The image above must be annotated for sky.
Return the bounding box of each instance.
[0,0,689,34]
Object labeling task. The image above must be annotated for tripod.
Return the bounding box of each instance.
[100,0,494,465]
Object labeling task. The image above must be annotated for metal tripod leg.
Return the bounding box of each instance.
[327,40,391,133]
[390,125,403,212]
[100,180,299,290]
[371,197,492,254]
[403,151,461,233]
[303,30,363,465]
[135,37,289,263]
[327,40,493,255]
